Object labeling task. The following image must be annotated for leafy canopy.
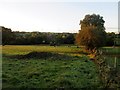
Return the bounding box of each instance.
[76,14,106,51]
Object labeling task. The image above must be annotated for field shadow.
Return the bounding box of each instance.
[8,51,74,60]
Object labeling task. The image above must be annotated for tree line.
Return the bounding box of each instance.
[1,14,120,47]
[0,26,75,46]
[0,26,119,46]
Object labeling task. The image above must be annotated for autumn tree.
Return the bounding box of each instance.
[76,14,106,51]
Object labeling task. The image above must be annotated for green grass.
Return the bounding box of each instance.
[2,45,120,89]
[101,47,120,55]
[96,47,120,88]
[2,45,82,56]
[2,45,100,89]
[2,57,99,88]
[100,47,120,68]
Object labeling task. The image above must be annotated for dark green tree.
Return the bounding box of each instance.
[1,26,13,46]
[76,14,106,51]
[106,32,115,46]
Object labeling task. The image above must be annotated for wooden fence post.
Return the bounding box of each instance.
[114,57,117,68]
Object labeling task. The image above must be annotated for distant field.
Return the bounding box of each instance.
[2,45,82,55]
[2,45,120,88]
[100,47,120,68]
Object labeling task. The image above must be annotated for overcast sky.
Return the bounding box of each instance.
[0,0,118,33]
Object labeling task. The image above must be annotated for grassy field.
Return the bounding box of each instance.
[2,45,120,89]
[100,47,120,68]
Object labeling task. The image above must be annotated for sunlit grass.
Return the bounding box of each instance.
[2,45,120,88]
[2,45,100,88]
[2,45,82,56]
[102,47,120,54]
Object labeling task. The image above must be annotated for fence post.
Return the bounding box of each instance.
[114,57,117,68]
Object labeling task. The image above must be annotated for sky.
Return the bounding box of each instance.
[0,0,119,33]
